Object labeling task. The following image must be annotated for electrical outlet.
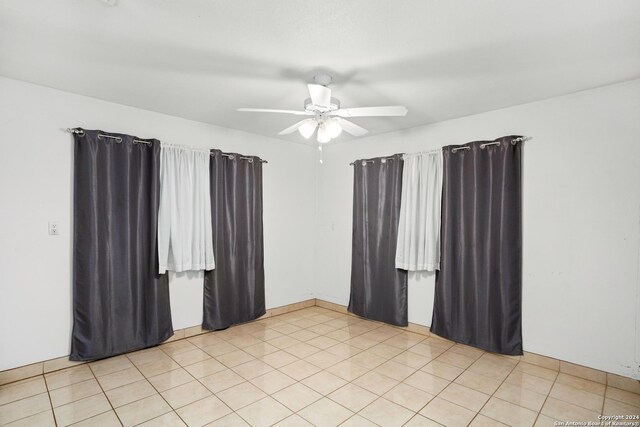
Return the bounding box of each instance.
[48,221,59,236]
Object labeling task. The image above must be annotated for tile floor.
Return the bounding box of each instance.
[1,306,639,426]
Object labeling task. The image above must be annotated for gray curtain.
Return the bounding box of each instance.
[431,136,523,355]
[71,129,173,361]
[203,150,265,330]
[349,154,408,326]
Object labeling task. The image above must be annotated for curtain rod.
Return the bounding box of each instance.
[65,128,268,163]
[349,136,532,165]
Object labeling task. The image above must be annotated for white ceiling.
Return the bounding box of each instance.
[1,0,639,144]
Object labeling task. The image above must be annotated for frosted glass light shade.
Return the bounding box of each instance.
[298,120,318,139]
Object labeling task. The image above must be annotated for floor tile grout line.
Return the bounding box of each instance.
[42,375,59,427]
[85,360,125,427]
[531,366,560,425]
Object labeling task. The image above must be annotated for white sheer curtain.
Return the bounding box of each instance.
[396,150,443,271]
[158,145,215,273]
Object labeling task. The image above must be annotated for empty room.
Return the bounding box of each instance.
[1,1,639,426]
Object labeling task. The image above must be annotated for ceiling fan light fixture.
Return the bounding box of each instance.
[298,120,317,139]
[325,119,342,138]
[317,124,331,143]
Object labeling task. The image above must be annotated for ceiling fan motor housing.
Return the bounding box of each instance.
[304,97,340,113]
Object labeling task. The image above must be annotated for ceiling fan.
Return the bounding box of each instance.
[237,74,408,143]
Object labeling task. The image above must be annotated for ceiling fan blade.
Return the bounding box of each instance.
[238,108,311,115]
[333,106,408,117]
[338,118,368,137]
[307,84,332,107]
[278,119,312,135]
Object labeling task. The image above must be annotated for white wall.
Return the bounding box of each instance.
[315,79,640,379]
[0,77,317,371]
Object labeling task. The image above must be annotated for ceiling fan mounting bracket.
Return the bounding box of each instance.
[312,73,332,86]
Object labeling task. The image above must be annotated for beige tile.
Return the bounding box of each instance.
[161,380,211,409]
[480,397,537,427]
[494,382,547,411]
[199,369,244,394]
[171,349,211,367]
[104,379,157,408]
[250,370,296,394]
[160,340,199,356]
[0,376,47,406]
[49,378,102,407]
[261,350,299,369]
[436,350,478,369]
[549,382,604,411]
[273,414,317,427]
[555,372,605,395]
[392,351,432,369]
[96,366,144,391]
[215,350,255,368]
[300,371,347,395]
[236,397,293,427]
[216,381,267,410]
[53,393,111,426]
[404,414,444,427]
[182,358,225,379]
[349,351,387,370]
[232,359,274,380]
[205,412,249,426]
[304,350,344,369]
[375,360,416,381]
[504,370,554,395]
[0,392,51,425]
[359,397,414,427]
[71,410,122,427]
[384,332,425,350]
[454,370,502,394]
[278,360,321,381]
[267,336,301,350]
[137,358,181,377]
[89,355,134,377]
[448,344,484,359]
[408,342,449,359]
[272,383,322,412]
[560,361,606,384]
[115,394,172,427]
[45,365,93,390]
[43,357,85,374]
[184,325,206,338]
[298,397,354,426]
[419,396,476,427]
[515,362,558,381]
[467,358,515,381]
[201,342,238,357]
[227,334,264,349]
[325,343,362,358]
[138,411,187,426]
[188,333,224,349]
[382,382,434,412]
[607,373,640,395]
[147,368,192,392]
[438,383,490,411]
[327,383,378,412]
[605,386,640,407]
[284,343,318,359]
[243,342,278,358]
[521,352,560,371]
[0,363,43,386]
[541,397,601,422]
[470,414,509,426]
[176,395,232,427]
[346,335,380,350]
[603,397,640,414]
[127,348,168,366]
[353,371,400,395]
[534,414,560,427]
[403,371,450,395]
[325,360,369,381]
[421,359,465,381]
[3,409,56,427]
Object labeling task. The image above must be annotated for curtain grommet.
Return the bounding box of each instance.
[361,160,367,166]
[381,158,387,164]
[248,158,254,163]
